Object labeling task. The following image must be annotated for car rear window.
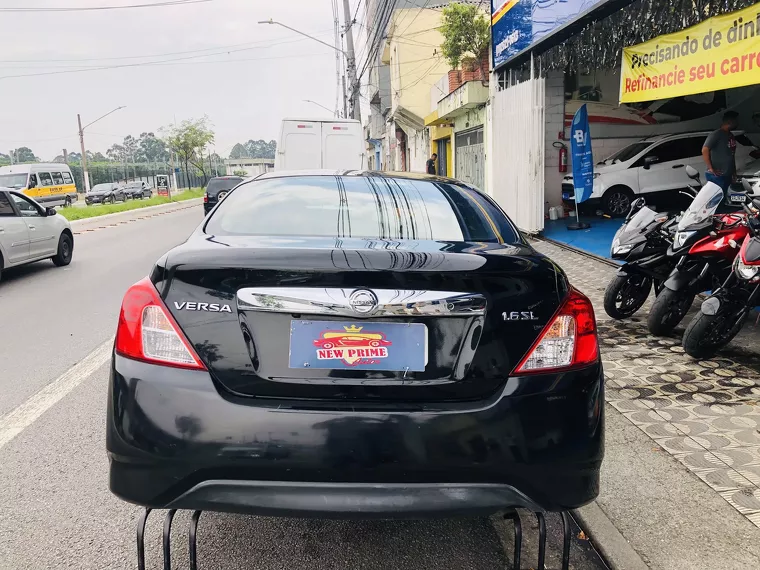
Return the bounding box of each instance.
[204,176,520,243]
[207,178,242,193]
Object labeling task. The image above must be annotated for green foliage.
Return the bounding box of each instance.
[11,147,38,163]
[229,139,276,159]
[161,116,215,183]
[440,3,490,69]
[232,169,248,177]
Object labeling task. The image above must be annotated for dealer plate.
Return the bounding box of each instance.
[289,320,428,371]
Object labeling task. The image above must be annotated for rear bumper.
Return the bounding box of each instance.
[107,355,604,517]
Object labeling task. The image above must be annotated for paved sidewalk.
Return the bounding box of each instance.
[532,238,760,569]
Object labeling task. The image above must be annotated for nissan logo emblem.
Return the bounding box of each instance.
[349,289,378,315]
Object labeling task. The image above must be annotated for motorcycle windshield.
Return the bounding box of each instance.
[677,182,724,231]
[626,206,658,232]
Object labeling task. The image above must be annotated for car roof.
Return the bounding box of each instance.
[253,169,465,185]
[641,131,712,143]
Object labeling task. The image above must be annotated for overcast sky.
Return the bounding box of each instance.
[0,0,367,160]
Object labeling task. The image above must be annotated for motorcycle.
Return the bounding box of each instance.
[646,169,749,336]
[603,198,679,319]
[682,180,760,358]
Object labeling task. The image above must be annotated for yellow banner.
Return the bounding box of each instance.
[620,3,760,103]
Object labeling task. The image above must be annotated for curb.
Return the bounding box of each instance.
[533,234,620,269]
[573,502,650,570]
[69,198,202,226]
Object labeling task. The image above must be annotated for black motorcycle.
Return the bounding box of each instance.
[682,182,760,358]
[603,198,678,319]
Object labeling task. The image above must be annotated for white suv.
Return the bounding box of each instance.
[562,131,760,216]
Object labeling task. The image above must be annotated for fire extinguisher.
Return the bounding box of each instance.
[558,144,568,173]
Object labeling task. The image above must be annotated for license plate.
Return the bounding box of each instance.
[729,193,746,203]
[289,320,427,371]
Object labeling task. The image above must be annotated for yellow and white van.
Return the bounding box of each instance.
[0,163,78,207]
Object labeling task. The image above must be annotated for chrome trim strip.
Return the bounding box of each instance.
[237,287,486,318]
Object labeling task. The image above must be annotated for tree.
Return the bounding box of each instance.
[107,143,126,162]
[245,139,277,159]
[0,152,11,166]
[229,143,248,159]
[233,169,248,176]
[440,3,490,69]
[137,132,169,163]
[12,147,37,163]
[161,116,215,189]
[90,151,107,162]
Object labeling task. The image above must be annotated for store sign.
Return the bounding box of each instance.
[491,0,606,69]
[620,3,760,103]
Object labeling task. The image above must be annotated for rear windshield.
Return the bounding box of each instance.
[207,178,242,192]
[204,176,520,243]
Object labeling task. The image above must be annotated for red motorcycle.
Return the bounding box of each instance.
[647,178,748,336]
[683,186,760,357]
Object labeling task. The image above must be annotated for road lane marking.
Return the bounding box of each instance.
[0,337,114,450]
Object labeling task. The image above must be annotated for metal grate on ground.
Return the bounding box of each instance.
[531,238,760,529]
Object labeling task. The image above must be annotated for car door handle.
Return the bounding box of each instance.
[672,164,685,168]
[28,225,36,230]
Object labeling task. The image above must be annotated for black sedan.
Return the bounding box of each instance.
[85,183,126,205]
[123,181,153,200]
[203,175,243,215]
[107,171,603,519]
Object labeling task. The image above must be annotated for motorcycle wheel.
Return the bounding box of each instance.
[647,287,696,336]
[603,273,652,319]
[682,309,747,359]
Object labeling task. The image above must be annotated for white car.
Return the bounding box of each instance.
[0,188,73,282]
[562,131,760,216]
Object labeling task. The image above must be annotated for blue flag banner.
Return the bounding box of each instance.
[570,104,594,204]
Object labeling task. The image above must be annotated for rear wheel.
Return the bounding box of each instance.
[52,233,73,267]
[647,287,695,336]
[603,273,652,319]
[603,186,634,217]
[682,309,747,358]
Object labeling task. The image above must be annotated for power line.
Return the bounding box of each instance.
[0,30,334,64]
[0,0,216,12]
[0,51,333,80]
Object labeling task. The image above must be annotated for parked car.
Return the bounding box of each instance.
[203,176,243,215]
[0,189,74,282]
[562,131,760,216]
[123,181,153,200]
[107,171,604,520]
[85,183,126,205]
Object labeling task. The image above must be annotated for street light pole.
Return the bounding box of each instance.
[259,19,360,122]
[77,105,126,193]
[303,99,336,115]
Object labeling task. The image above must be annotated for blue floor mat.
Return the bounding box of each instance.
[542,216,624,260]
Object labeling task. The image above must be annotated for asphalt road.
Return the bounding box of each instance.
[0,202,608,570]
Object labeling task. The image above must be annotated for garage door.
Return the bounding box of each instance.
[455,127,484,189]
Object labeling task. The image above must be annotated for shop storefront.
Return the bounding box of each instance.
[489,0,760,258]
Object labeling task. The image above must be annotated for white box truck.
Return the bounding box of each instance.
[274,118,365,170]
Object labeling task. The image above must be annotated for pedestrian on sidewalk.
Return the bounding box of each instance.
[426,153,438,175]
[702,111,738,192]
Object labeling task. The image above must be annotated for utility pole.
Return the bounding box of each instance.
[341,0,361,123]
[63,149,68,164]
[9,150,13,165]
[341,75,348,118]
[77,114,90,193]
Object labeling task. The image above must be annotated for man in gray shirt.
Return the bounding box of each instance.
[702,111,738,192]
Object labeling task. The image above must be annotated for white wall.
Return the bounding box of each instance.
[544,71,565,208]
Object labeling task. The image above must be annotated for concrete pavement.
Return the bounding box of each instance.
[0,202,608,570]
[532,239,760,570]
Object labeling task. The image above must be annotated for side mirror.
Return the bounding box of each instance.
[644,156,659,166]
[626,197,646,220]
[685,165,700,181]
[742,178,753,193]
[45,207,56,217]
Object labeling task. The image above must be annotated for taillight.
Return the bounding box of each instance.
[115,278,206,370]
[513,287,599,375]
[203,192,208,203]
